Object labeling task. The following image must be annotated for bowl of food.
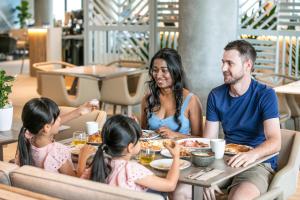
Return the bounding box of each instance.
[191,149,215,167]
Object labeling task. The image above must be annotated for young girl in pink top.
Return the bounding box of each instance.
[84,115,180,198]
[16,97,94,177]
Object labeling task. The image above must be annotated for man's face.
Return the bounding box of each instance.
[221,49,250,85]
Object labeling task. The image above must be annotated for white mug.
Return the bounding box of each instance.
[86,121,99,135]
[210,139,225,159]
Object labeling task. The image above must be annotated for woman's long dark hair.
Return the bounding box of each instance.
[90,115,141,183]
[146,48,186,131]
[18,97,60,166]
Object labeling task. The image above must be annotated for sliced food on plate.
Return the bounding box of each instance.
[177,138,210,148]
[140,140,166,152]
[225,143,253,155]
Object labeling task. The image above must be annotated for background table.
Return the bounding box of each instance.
[0,129,19,161]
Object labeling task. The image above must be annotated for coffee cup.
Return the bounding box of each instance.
[210,139,225,159]
[86,121,99,135]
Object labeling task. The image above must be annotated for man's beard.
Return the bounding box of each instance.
[223,72,244,85]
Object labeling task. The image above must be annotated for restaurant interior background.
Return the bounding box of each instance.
[0,0,299,199]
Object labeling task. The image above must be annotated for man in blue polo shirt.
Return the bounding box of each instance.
[204,40,281,200]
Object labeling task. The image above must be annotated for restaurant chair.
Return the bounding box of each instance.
[286,95,300,131]
[100,71,148,116]
[37,71,100,107]
[255,129,300,200]
[33,61,76,95]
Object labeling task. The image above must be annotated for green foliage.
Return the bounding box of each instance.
[15,0,32,28]
[0,70,14,109]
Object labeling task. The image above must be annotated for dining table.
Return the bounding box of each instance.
[62,136,278,200]
[47,64,147,80]
[274,80,300,130]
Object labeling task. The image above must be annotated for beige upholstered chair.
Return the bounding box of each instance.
[100,71,148,116]
[255,129,300,200]
[33,61,76,95]
[37,71,100,107]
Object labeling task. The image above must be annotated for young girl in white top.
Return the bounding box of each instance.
[16,97,95,177]
[82,115,180,197]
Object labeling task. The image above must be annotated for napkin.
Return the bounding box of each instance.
[196,169,224,181]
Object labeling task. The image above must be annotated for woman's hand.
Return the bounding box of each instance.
[157,126,183,139]
[78,99,99,116]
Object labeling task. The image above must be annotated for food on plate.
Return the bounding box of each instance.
[140,140,165,151]
[179,148,191,157]
[163,140,176,148]
[178,140,209,148]
[225,143,252,154]
[87,133,102,144]
[141,130,158,139]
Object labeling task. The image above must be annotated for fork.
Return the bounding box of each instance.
[186,167,214,179]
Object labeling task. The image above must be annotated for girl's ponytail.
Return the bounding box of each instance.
[90,143,111,183]
[17,126,33,166]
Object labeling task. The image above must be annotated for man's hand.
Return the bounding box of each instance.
[227,151,259,168]
[203,185,223,200]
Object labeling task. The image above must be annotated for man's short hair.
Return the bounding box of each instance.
[224,40,257,72]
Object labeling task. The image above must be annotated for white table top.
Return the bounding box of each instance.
[274,80,300,95]
[50,65,147,80]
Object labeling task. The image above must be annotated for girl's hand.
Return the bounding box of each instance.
[157,127,182,139]
[79,145,96,160]
[164,141,180,159]
[78,99,99,116]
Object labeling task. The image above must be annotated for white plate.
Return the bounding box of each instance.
[150,159,191,171]
[160,149,172,158]
[140,130,161,140]
[176,138,210,149]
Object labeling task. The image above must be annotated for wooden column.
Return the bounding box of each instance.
[28,28,47,76]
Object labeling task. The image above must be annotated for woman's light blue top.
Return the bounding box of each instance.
[148,93,193,134]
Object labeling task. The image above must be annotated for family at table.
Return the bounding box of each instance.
[14,39,280,200]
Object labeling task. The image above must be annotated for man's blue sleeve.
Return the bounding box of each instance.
[206,91,220,122]
[260,88,279,121]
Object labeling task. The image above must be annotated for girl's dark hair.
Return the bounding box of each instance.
[90,115,141,183]
[146,48,186,131]
[18,97,60,166]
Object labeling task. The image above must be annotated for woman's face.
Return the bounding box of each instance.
[152,58,173,89]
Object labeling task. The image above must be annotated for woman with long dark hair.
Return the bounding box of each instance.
[141,48,203,138]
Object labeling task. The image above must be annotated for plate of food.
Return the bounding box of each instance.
[225,143,253,155]
[87,133,102,145]
[140,140,166,152]
[176,138,210,149]
[160,148,191,159]
[150,159,191,171]
[140,130,160,140]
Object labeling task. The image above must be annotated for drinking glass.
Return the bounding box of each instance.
[139,149,155,165]
[72,131,87,145]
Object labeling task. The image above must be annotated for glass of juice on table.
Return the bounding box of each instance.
[139,148,155,165]
[72,131,87,145]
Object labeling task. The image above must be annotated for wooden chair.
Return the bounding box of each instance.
[255,129,300,200]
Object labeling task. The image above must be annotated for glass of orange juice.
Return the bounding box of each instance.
[72,131,87,145]
[139,149,155,165]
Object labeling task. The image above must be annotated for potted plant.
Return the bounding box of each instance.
[0,70,14,131]
[15,0,32,28]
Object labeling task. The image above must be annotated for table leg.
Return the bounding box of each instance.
[0,145,3,161]
[192,185,203,200]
